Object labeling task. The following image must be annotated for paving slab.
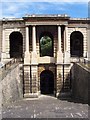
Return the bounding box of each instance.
[2,95,89,119]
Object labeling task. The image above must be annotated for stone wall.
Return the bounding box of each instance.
[1,63,23,105]
[71,63,89,103]
[38,64,56,94]
[1,21,25,59]
[0,22,2,60]
[68,26,87,57]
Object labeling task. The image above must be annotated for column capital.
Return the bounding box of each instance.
[57,24,61,27]
[31,24,36,27]
[26,25,29,27]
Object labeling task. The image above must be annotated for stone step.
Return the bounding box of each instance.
[59,91,72,100]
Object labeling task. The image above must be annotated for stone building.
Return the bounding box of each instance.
[0,14,90,98]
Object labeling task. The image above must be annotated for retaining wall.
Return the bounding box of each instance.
[71,63,90,103]
[0,63,23,106]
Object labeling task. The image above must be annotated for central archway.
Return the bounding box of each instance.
[40,70,54,94]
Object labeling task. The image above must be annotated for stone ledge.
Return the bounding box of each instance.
[24,93,39,98]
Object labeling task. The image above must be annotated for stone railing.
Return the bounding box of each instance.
[0,58,20,81]
[0,58,23,106]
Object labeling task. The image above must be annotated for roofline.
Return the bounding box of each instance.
[1,18,23,22]
[0,14,90,22]
[24,14,69,17]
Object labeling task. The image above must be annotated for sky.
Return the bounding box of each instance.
[0,0,90,18]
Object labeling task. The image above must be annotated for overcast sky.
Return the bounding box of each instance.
[0,0,89,18]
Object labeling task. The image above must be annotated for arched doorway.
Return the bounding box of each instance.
[39,32,54,57]
[40,70,54,94]
[9,32,23,58]
[70,31,83,57]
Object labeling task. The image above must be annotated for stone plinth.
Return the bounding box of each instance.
[87,51,90,61]
[56,65,63,97]
[56,51,63,64]
[64,51,70,64]
[23,65,31,95]
[24,93,39,98]
[31,51,38,64]
[24,52,30,64]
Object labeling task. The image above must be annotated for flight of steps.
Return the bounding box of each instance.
[59,66,72,100]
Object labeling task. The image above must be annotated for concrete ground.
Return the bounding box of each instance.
[2,95,89,119]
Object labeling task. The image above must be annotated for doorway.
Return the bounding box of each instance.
[40,70,54,94]
[70,31,83,57]
[9,32,23,58]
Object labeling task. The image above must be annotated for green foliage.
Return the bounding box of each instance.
[40,36,53,57]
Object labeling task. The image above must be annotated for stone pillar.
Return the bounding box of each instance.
[57,26,63,63]
[32,26,36,52]
[64,26,70,64]
[31,66,39,97]
[87,27,90,61]
[24,65,31,97]
[24,26,31,98]
[31,25,38,97]
[56,65,63,97]
[24,26,30,64]
[31,25,38,64]
[1,29,6,61]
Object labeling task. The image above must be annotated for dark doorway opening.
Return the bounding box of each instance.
[40,70,54,94]
[70,31,83,57]
[10,32,23,58]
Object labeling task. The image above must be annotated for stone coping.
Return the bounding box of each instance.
[0,14,90,21]
[77,63,90,72]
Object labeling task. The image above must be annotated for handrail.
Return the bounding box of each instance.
[0,58,22,81]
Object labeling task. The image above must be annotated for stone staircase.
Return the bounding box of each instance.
[0,58,23,80]
[60,74,72,100]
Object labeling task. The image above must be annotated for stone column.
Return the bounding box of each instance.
[87,26,90,61]
[24,26,31,98]
[24,26,30,64]
[58,26,61,52]
[1,29,6,61]
[31,26,38,97]
[31,25,38,64]
[32,26,36,52]
[57,25,63,63]
[64,26,70,64]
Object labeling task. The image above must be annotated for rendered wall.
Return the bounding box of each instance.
[71,63,89,103]
[0,63,23,105]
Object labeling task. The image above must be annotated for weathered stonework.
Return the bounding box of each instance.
[1,63,23,105]
[71,63,89,103]
[0,15,90,98]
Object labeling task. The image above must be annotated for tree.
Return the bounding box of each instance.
[40,36,53,57]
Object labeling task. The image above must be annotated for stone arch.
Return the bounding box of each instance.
[9,31,23,58]
[70,31,83,57]
[40,70,54,94]
[39,32,54,57]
